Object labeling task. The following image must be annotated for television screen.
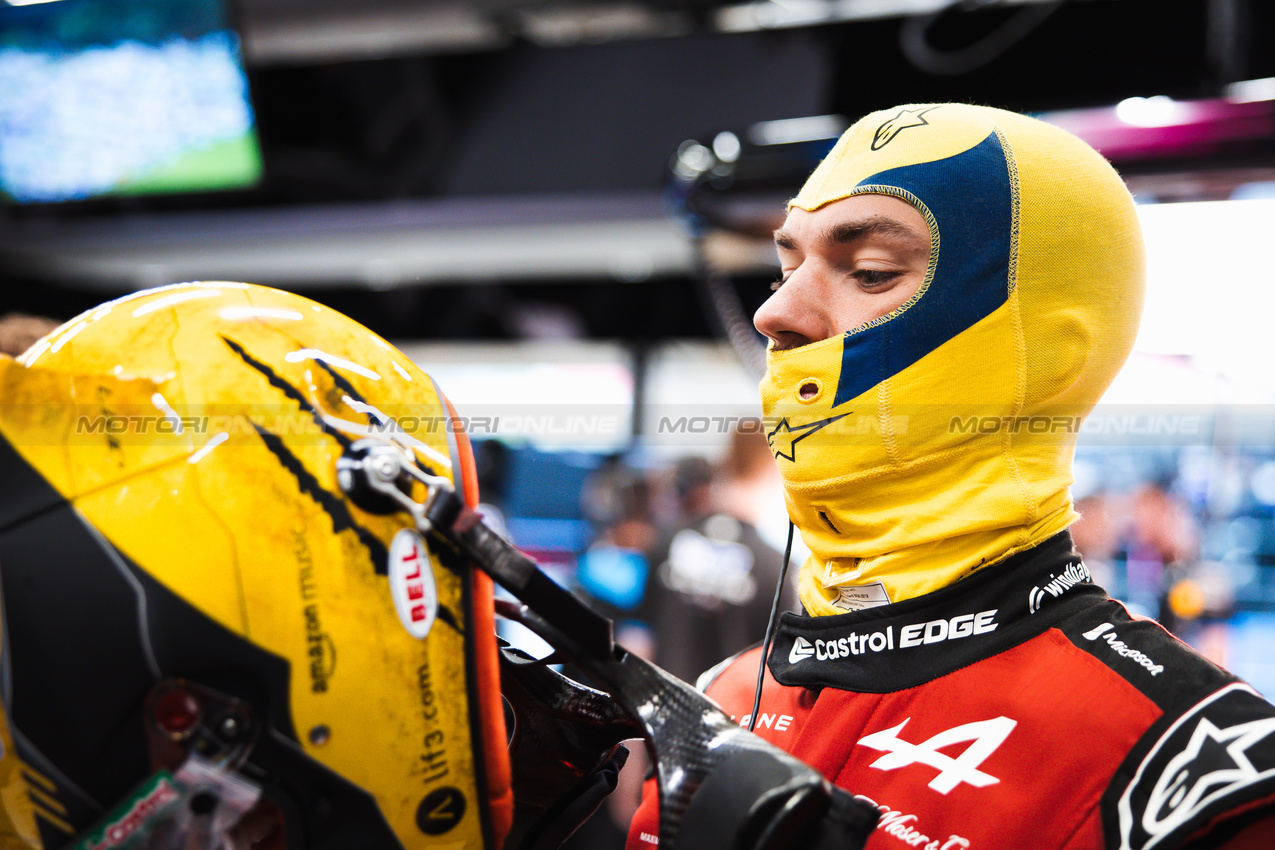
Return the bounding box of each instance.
[0,0,262,204]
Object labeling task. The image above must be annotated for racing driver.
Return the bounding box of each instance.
[630,103,1275,849]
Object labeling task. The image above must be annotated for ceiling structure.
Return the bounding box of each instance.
[2,0,1272,338]
[234,0,1018,66]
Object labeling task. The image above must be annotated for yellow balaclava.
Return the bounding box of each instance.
[760,104,1146,616]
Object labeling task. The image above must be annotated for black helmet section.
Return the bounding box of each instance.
[0,435,401,850]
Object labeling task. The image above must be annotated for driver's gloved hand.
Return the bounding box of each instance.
[516,743,629,850]
[499,641,641,850]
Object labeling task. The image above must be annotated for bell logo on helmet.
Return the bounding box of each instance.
[389,529,439,639]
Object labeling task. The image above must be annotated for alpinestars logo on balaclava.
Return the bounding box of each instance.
[871,106,941,150]
[767,413,849,462]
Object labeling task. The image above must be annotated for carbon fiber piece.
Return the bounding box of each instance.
[584,647,876,850]
[496,600,878,850]
[498,641,640,849]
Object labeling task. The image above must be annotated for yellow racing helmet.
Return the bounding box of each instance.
[0,283,512,849]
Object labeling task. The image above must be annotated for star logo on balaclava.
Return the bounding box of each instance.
[767,413,849,462]
[871,106,941,151]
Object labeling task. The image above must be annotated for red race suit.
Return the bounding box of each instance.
[628,533,1275,850]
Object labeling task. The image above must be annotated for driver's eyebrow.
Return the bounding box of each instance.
[773,214,926,251]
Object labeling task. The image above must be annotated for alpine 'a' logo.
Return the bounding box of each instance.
[789,636,815,664]
[858,715,1017,794]
[389,529,439,639]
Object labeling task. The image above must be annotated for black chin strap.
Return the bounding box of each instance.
[426,491,615,659]
[750,520,795,732]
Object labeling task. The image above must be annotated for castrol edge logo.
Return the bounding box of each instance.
[793,609,999,662]
[389,529,439,639]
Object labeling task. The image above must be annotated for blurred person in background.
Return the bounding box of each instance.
[565,456,658,850]
[629,103,1275,849]
[1075,479,1238,667]
[1070,490,1121,594]
[1123,479,1238,653]
[575,453,658,648]
[639,426,797,684]
[1123,479,1200,629]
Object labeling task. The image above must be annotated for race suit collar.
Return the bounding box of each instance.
[768,532,1103,693]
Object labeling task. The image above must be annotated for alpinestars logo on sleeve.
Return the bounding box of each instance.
[1117,683,1275,850]
[767,413,848,462]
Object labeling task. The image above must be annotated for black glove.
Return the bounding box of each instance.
[518,743,629,850]
[496,618,879,850]
[498,641,641,850]
[677,745,878,850]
